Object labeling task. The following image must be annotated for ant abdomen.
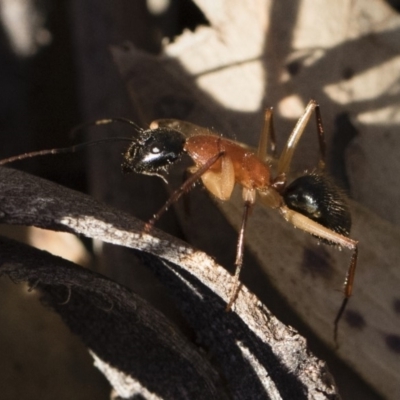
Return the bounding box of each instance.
[122,128,186,176]
[283,172,351,239]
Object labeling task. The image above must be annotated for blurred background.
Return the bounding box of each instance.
[1,1,400,399]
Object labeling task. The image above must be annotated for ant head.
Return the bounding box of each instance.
[283,172,351,238]
[122,127,186,178]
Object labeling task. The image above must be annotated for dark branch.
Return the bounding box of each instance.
[0,167,339,399]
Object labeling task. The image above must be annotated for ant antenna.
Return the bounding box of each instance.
[69,117,143,140]
[0,117,146,166]
[0,137,134,166]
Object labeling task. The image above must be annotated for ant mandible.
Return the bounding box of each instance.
[0,100,358,343]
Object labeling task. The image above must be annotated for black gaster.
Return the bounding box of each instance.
[283,172,351,240]
[122,128,186,176]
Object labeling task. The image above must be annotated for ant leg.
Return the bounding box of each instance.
[145,151,225,230]
[59,286,72,305]
[226,188,255,311]
[279,205,358,344]
[182,169,193,217]
[333,245,358,345]
[257,107,276,160]
[314,104,326,170]
[277,100,326,177]
[150,119,215,138]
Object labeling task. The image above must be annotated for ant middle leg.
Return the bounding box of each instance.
[226,188,256,311]
[257,107,277,160]
[277,99,326,177]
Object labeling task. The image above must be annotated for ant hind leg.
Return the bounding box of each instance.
[279,204,358,344]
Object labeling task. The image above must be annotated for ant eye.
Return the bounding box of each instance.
[284,173,351,238]
[121,128,186,175]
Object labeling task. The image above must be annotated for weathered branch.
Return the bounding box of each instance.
[0,167,339,399]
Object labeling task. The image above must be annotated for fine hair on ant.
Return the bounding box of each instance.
[0,101,358,344]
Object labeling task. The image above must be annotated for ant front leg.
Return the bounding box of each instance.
[145,151,225,230]
[277,99,326,177]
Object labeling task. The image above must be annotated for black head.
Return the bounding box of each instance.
[283,172,351,239]
[122,127,186,177]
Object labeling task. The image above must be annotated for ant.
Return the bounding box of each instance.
[0,100,358,344]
